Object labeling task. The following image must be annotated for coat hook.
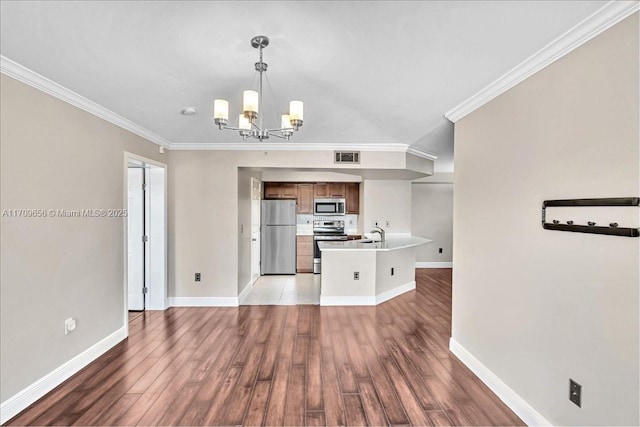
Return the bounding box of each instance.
[566,220,574,225]
[552,219,560,224]
[609,222,619,228]
[588,221,596,226]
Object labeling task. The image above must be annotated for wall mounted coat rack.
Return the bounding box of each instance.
[542,197,639,237]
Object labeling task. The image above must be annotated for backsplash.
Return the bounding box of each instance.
[297,214,359,235]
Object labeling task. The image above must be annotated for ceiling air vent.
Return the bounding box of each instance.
[334,151,360,164]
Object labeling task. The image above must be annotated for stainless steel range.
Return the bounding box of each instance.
[313,220,347,274]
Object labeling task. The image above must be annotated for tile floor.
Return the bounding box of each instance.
[241,273,321,305]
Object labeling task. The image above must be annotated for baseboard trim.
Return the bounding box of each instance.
[320,295,376,306]
[321,280,416,306]
[168,296,239,307]
[449,338,552,426]
[238,276,259,304]
[0,326,127,424]
[376,281,416,304]
[416,262,453,268]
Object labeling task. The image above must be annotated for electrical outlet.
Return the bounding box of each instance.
[65,318,76,335]
[569,379,582,407]
[439,248,443,254]
[391,267,394,276]
[195,273,201,282]
[385,220,391,228]
[354,272,360,280]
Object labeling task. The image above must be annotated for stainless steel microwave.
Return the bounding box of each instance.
[314,198,346,216]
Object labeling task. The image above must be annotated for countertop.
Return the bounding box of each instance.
[318,236,432,252]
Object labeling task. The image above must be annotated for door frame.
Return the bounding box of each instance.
[123,152,167,336]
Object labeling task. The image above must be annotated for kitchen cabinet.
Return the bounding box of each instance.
[264,182,298,199]
[314,182,346,198]
[345,182,360,214]
[296,184,314,214]
[296,235,313,272]
[313,183,328,198]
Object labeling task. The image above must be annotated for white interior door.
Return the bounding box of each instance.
[127,167,145,311]
[146,166,166,310]
[251,177,261,279]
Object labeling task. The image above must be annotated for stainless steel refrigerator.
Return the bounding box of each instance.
[261,199,296,275]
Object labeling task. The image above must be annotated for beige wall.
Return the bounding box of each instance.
[411,183,453,263]
[362,180,412,236]
[0,74,166,401]
[452,13,639,426]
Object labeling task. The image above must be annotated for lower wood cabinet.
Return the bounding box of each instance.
[296,235,313,273]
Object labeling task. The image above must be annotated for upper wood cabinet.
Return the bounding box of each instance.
[264,182,298,199]
[296,184,314,214]
[313,183,328,198]
[345,182,359,214]
[314,183,345,198]
[281,183,297,198]
[265,182,358,213]
[264,182,281,199]
[328,183,346,198]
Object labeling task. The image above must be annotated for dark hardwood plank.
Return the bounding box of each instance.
[201,366,243,425]
[427,409,454,426]
[343,394,368,426]
[358,380,388,426]
[243,381,271,426]
[263,324,296,426]
[307,337,324,411]
[360,349,409,425]
[283,366,306,426]
[306,410,326,426]
[381,357,433,426]
[219,344,265,425]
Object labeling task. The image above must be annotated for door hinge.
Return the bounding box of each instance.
[142,182,148,191]
[143,286,148,294]
[142,235,148,242]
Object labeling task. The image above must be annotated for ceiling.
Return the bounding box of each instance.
[0,1,608,172]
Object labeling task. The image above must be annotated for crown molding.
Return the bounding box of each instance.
[168,142,411,151]
[407,147,438,161]
[169,141,438,160]
[0,55,172,148]
[444,1,640,123]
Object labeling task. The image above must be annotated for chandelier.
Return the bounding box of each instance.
[213,35,304,141]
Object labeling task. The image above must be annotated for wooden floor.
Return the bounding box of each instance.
[6,269,524,426]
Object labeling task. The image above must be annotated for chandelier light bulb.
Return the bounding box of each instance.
[239,114,252,130]
[289,101,304,121]
[281,114,292,130]
[213,99,229,120]
[243,90,259,117]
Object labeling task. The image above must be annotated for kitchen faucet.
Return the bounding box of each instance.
[370,226,385,243]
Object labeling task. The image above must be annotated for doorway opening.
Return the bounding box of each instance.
[124,153,167,319]
[250,177,261,283]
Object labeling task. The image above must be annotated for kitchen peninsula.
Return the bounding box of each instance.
[318,236,431,305]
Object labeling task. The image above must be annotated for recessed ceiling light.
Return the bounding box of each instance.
[181,107,197,116]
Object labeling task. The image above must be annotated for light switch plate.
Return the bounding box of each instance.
[65,318,76,335]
